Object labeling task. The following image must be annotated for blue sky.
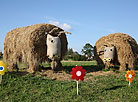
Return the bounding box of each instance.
[0,0,138,53]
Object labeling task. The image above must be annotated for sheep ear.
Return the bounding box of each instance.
[64,31,71,34]
[59,31,71,34]
[104,45,108,47]
[58,31,71,37]
[111,44,115,47]
[49,27,59,34]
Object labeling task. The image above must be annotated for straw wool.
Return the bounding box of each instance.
[3,24,68,73]
[94,33,138,71]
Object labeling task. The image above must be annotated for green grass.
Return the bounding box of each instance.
[41,61,99,74]
[0,61,138,102]
[41,60,97,67]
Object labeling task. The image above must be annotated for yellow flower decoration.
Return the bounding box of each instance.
[125,70,136,83]
[0,61,8,75]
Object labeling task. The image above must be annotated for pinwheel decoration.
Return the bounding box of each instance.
[70,65,86,95]
[0,61,8,84]
[125,70,136,86]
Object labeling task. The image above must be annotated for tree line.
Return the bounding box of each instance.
[63,43,94,61]
[0,51,3,59]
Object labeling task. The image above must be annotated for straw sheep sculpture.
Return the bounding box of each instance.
[94,33,138,71]
[3,24,71,73]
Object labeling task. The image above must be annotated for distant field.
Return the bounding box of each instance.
[62,60,97,66]
[0,61,138,101]
[42,60,97,67]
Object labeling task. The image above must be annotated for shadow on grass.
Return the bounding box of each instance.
[7,71,29,76]
[7,63,103,76]
[135,66,138,70]
[62,65,102,74]
[105,85,126,91]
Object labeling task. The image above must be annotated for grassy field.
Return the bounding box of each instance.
[0,61,138,102]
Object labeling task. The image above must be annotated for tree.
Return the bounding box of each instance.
[64,48,75,60]
[64,48,88,61]
[0,51,3,59]
[66,48,74,56]
[81,43,94,60]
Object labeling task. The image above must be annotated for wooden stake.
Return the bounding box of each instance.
[0,75,2,84]
[77,81,79,95]
[129,81,131,86]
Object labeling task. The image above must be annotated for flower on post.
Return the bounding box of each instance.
[0,61,8,76]
[125,70,136,83]
[70,66,86,81]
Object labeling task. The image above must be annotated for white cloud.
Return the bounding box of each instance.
[107,29,116,33]
[48,20,71,31]
[49,20,59,26]
[60,23,71,30]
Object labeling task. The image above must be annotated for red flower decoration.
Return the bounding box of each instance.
[70,66,86,81]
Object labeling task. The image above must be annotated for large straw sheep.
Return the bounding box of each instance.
[4,24,71,73]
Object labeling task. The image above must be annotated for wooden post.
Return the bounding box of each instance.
[77,81,79,95]
[0,75,2,84]
[129,81,131,86]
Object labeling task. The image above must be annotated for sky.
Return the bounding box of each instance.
[0,0,138,53]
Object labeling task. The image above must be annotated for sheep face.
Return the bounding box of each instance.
[47,34,61,59]
[103,46,115,64]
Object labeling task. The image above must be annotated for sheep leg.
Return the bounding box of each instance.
[51,60,62,72]
[105,64,109,69]
[119,63,126,71]
[27,61,40,73]
[8,62,18,71]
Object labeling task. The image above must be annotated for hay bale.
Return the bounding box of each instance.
[94,33,138,71]
[3,24,69,73]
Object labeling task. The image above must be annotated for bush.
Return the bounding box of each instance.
[0,52,3,59]
[72,54,81,61]
[72,55,87,61]
[81,55,88,61]
[63,48,88,61]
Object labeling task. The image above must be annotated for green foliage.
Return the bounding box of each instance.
[64,48,87,61]
[81,43,94,60]
[0,51,3,59]
[63,48,76,60]
[64,44,94,61]
[66,48,74,56]
[72,55,87,61]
